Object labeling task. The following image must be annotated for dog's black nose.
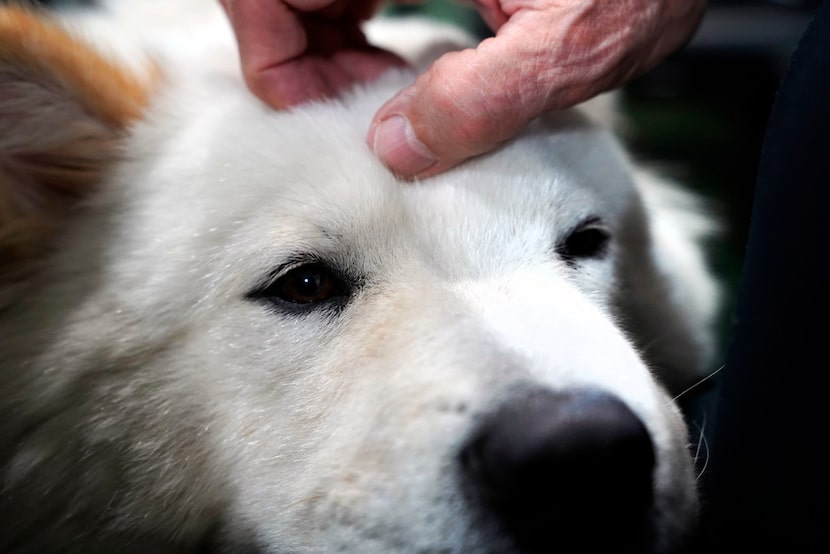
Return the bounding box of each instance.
[460,389,656,552]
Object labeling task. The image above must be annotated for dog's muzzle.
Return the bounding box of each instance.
[460,388,656,552]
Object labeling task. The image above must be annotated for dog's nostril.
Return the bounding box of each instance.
[460,389,656,552]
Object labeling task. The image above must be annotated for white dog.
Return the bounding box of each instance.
[0,1,719,552]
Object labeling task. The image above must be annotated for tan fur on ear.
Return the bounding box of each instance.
[0,5,153,289]
[0,5,151,128]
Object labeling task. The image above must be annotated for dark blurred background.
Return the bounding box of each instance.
[623,0,818,317]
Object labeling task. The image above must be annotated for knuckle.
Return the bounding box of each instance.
[419,55,505,155]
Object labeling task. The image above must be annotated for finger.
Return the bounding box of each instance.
[468,0,509,30]
[254,50,405,108]
[222,0,394,108]
[284,0,339,10]
[333,48,409,82]
[222,0,321,108]
[368,0,707,178]
[369,16,575,178]
[280,0,381,22]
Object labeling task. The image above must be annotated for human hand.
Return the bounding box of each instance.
[219,0,404,108]
[367,0,708,177]
[223,0,707,178]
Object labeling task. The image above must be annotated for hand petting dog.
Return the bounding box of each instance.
[221,0,707,178]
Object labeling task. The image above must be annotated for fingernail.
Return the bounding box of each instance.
[370,115,437,176]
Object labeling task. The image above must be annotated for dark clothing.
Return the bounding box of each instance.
[699,1,830,550]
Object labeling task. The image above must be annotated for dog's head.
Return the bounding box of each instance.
[0,6,718,553]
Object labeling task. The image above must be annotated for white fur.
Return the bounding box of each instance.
[0,1,719,552]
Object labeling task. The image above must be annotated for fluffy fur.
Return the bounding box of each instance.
[0,1,720,552]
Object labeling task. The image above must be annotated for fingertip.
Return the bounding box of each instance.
[369,114,438,177]
[246,75,289,110]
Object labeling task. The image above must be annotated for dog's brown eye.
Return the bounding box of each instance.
[558,218,611,266]
[248,262,350,307]
[275,264,341,303]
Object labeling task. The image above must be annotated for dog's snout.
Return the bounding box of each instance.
[460,389,656,552]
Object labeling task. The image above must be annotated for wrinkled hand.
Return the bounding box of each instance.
[222,0,708,178]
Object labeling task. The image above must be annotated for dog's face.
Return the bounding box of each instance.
[0,7,716,553]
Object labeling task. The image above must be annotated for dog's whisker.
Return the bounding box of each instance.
[691,415,711,481]
[672,364,724,403]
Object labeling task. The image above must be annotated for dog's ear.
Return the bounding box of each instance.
[0,6,152,275]
[615,169,722,395]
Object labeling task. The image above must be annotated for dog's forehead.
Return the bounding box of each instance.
[126,74,640,281]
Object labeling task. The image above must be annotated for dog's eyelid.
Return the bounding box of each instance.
[267,256,323,286]
[573,215,607,232]
[252,253,339,288]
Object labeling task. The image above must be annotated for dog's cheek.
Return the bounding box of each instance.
[3,392,229,551]
[647,394,700,551]
[209,292,490,550]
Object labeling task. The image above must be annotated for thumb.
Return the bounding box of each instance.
[367,39,546,178]
[366,9,595,179]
